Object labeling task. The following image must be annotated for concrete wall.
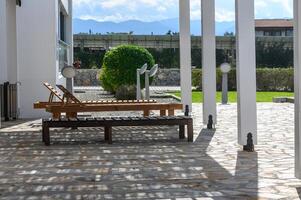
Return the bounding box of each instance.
[16,0,72,118]
[74,69,102,86]
[74,69,181,87]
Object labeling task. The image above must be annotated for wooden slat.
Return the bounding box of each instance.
[43,82,64,102]
[56,85,82,104]
[46,103,183,113]
[35,99,158,109]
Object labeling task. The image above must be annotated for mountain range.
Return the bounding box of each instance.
[73,18,235,36]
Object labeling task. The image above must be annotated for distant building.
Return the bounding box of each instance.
[255,19,293,37]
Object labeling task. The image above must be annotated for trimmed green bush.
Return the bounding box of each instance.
[192,68,294,92]
[100,45,155,93]
[115,85,137,100]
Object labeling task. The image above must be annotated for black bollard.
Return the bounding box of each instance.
[184,105,189,116]
[243,133,255,152]
[3,82,9,121]
[207,115,213,129]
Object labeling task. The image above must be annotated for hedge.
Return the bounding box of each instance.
[100,45,155,93]
[192,68,294,92]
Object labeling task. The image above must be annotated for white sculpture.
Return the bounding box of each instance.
[145,64,159,100]
[136,63,148,100]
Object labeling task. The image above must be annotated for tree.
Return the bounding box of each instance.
[224,32,234,36]
[100,45,155,92]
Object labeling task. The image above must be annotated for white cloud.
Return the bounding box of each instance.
[216,9,235,22]
[255,0,293,17]
[73,0,294,23]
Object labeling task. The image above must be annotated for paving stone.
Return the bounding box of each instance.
[0,103,301,199]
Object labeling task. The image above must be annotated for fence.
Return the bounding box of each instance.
[0,82,19,121]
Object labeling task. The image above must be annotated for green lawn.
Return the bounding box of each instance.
[170,91,294,103]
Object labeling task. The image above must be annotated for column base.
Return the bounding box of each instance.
[243,145,255,152]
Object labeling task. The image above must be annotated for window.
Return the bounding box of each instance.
[286,30,293,37]
[263,31,281,36]
[60,12,65,42]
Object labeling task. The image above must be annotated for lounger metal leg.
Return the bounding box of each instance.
[179,125,185,139]
[187,121,193,142]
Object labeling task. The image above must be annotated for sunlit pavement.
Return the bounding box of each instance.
[0,103,300,199]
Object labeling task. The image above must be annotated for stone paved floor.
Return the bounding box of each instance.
[0,103,301,199]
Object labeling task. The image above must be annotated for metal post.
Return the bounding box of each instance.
[222,73,228,104]
[145,71,150,100]
[66,78,73,93]
[136,70,141,100]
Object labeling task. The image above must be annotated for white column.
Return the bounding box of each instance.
[235,0,257,145]
[202,0,217,125]
[294,0,301,179]
[179,0,192,112]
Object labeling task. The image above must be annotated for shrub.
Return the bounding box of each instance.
[100,45,155,93]
[192,68,294,92]
[115,85,137,100]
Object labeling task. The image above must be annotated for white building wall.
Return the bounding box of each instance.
[61,0,69,14]
[0,0,8,83]
[6,1,18,83]
[0,0,17,84]
[17,0,70,118]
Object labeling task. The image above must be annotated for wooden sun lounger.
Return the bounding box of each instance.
[34,83,157,109]
[43,82,64,102]
[35,83,182,119]
[34,99,157,109]
[42,116,193,145]
[45,103,183,119]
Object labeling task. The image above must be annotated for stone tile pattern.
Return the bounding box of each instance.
[74,69,184,87]
[0,103,301,199]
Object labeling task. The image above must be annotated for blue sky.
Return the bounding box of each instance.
[73,0,293,22]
